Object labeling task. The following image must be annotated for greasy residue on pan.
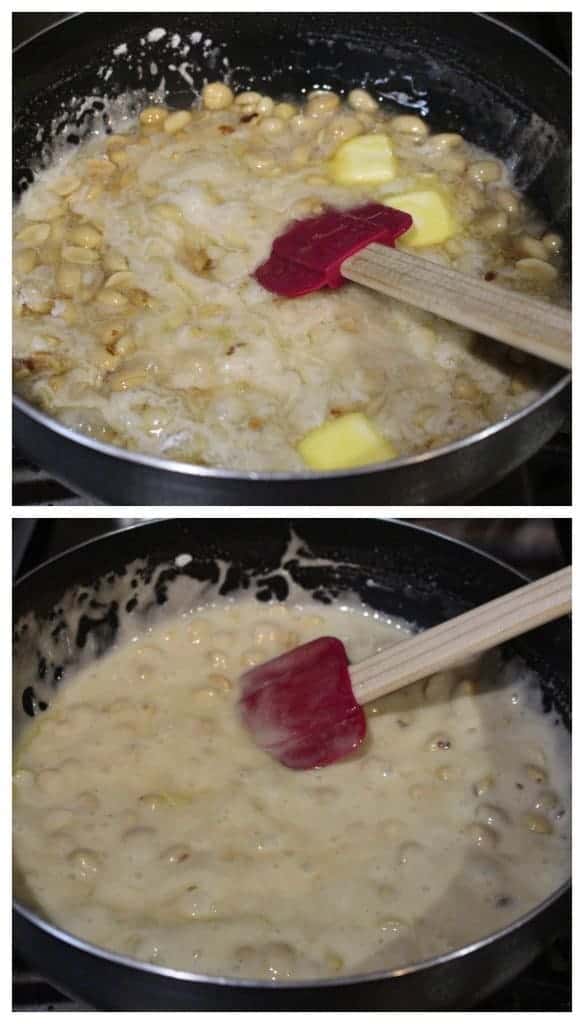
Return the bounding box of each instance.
[14,14,566,222]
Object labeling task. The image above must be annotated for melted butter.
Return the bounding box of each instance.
[13,591,570,981]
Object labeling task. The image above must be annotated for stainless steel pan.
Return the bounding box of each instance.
[13,519,571,1009]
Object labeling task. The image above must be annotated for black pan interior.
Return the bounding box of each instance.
[14,519,570,732]
[14,12,570,242]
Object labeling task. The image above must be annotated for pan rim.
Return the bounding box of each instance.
[13,373,570,486]
[13,879,571,992]
[11,12,573,79]
[13,516,572,993]
[10,515,545,589]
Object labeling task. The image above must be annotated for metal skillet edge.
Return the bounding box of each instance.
[12,373,570,486]
[11,13,80,53]
[12,12,573,77]
[479,13,571,75]
[8,514,552,587]
[12,879,571,993]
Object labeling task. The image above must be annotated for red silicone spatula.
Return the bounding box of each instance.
[238,566,571,770]
[255,203,571,369]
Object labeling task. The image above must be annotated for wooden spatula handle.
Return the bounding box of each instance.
[342,243,571,369]
[349,566,571,706]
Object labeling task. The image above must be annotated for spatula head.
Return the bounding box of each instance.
[255,203,413,297]
[238,636,366,770]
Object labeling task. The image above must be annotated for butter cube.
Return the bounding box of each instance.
[297,412,396,470]
[329,134,398,186]
[383,189,457,247]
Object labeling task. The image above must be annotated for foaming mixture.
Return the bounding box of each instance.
[13,82,566,472]
[13,594,570,980]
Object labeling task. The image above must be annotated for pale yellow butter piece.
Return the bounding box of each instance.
[297,412,396,470]
[329,134,398,186]
[384,188,457,247]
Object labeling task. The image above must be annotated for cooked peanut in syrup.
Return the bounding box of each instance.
[13,84,566,472]
[13,596,570,980]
